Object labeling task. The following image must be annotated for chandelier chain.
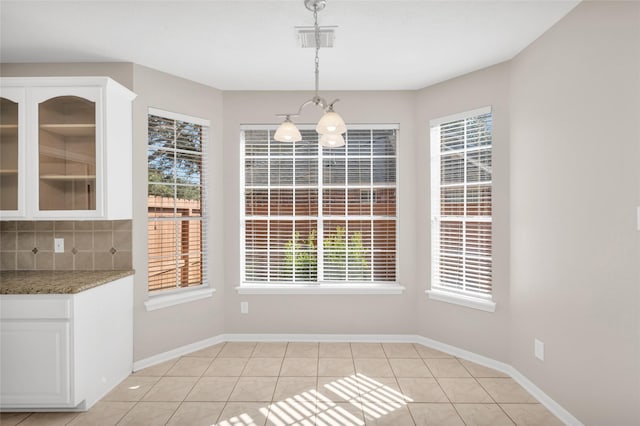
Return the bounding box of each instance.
[313,6,321,100]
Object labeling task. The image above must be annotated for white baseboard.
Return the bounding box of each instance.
[132,334,226,371]
[222,333,419,343]
[413,335,513,375]
[132,332,583,426]
[508,368,583,426]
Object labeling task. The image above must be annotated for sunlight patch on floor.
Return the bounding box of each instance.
[216,374,413,426]
[217,411,259,426]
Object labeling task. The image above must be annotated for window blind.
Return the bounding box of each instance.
[242,125,397,285]
[147,110,208,292]
[430,107,492,296]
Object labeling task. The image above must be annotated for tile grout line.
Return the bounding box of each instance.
[474,377,520,426]
[194,341,232,426]
[166,353,211,424]
[384,344,420,426]
[159,342,224,425]
[114,372,162,425]
[313,342,321,420]
[114,400,141,426]
[411,342,468,425]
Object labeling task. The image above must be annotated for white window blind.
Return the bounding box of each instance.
[241,125,397,285]
[430,107,492,298]
[147,109,208,292]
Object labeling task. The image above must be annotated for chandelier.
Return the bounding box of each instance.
[274,0,347,148]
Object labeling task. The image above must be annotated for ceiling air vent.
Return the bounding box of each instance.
[295,26,337,48]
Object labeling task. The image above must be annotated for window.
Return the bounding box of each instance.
[429,107,495,312]
[147,109,208,293]
[241,125,398,290]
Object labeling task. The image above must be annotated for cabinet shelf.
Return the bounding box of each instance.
[0,124,18,136]
[40,123,95,137]
[0,169,18,175]
[40,175,96,181]
[40,145,94,164]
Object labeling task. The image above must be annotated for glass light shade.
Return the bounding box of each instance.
[274,120,302,142]
[316,111,347,135]
[320,133,345,148]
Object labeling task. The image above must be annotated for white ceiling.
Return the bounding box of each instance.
[0,0,580,91]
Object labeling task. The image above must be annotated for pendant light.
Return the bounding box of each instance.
[274,0,346,147]
[316,105,347,135]
[319,133,345,148]
[273,116,302,142]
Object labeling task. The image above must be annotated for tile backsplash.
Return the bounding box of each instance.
[0,220,132,271]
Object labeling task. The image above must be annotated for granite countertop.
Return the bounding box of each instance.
[0,270,135,294]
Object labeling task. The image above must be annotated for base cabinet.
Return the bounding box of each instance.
[0,276,133,410]
[1,322,71,406]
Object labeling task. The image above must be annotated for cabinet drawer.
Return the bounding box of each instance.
[0,295,72,320]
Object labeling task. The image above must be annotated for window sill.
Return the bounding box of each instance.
[144,286,215,311]
[237,283,405,295]
[426,288,496,312]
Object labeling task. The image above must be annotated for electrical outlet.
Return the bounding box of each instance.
[241,302,249,314]
[54,238,64,253]
[534,338,544,361]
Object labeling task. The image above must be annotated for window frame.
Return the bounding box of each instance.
[144,108,214,310]
[427,107,496,312]
[238,123,403,295]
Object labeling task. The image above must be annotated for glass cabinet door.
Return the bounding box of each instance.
[38,95,96,211]
[0,97,19,211]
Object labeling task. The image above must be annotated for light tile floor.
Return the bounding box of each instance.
[0,342,564,425]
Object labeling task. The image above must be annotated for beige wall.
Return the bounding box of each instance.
[131,65,225,360]
[222,91,419,335]
[414,63,511,362]
[509,1,640,424]
[0,62,134,90]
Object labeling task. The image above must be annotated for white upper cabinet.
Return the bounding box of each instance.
[0,77,136,220]
[0,88,26,217]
